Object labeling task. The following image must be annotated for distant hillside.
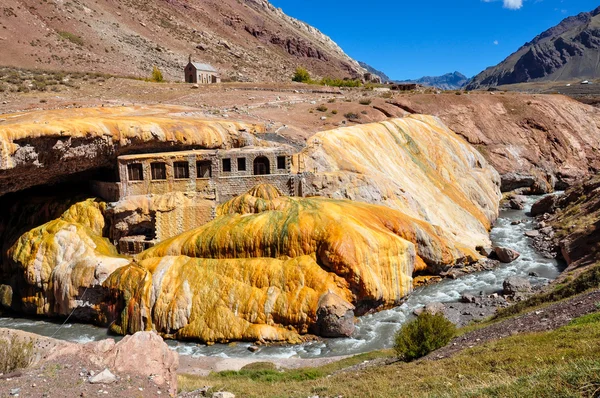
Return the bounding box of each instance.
[0,0,366,82]
[358,61,391,82]
[397,72,468,90]
[467,6,600,90]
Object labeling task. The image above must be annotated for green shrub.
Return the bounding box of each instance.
[331,110,338,115]
[394,312,456,361]
[316,105,328,112]
[292,67,311,83]
[241,362,277,371]
[359,99,372,105]
[320,77,361,87]
[327,98,336,103]
[344,112,360,120]
[0,335,34,373]
[150,66,164,82]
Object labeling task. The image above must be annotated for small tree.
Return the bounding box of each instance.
[292,67,311,83]
[394,312,456,361]
[151,66,164,82]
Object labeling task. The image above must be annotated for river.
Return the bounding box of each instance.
[0,195,563,359]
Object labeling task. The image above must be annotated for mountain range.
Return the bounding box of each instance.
[0,0,365,82]
[396,72,469,90]
[467,6,600,90]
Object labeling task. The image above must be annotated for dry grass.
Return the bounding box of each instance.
[0,334,35,374]
[179,312,600,397]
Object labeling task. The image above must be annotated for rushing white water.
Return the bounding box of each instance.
[0,195,563,359]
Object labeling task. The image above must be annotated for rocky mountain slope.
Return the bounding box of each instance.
[358,61,391,82]
[467,6,600,90]
[397,72,468,90]
[0,0,365,82]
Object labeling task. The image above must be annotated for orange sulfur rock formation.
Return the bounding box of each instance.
[7,199,129,319]
[298,115,501,251]
[104,255,352,343]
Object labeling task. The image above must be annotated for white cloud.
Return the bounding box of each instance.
[503,0,523,9]
[482,0,524,10]
[493,40,499,45]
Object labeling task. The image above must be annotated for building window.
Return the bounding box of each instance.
[173,161,189,179]
[222,158,231,172]
[197,160,212,178]
[277,156,286,170]
[127,164,144,181]
[237,158,246,171]
[127,241,135,253]
[151,162,167,180]
[254,156,270,175]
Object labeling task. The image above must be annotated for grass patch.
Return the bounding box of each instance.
[0,334,34,374]
[179,314,600,397]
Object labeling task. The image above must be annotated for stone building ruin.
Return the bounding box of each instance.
[91,147,303,254]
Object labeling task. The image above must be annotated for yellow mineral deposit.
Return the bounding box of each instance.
[8,199,129,316]
[139,185,474,307]
[104,255,352,343]
[0,105,265,169]
[299,115,501,250]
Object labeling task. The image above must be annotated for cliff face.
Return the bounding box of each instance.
[467,7,600,89]
[392,93,600,192]
[0,105,265,197]
[0,0,365,82]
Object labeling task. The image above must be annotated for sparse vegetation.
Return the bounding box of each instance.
[57,31,84,46]
[150,66,164,83]
[0,335,34,374]
[331,110,338,115]
[394,312,456,361]
[344,112,360,120]
[316,105,328,112]
[179,313,600,397]
[292,67,311,83]
[359,98,372,105]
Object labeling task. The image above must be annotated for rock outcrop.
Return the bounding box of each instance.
[395,93,600,191]
[0,105,266,197]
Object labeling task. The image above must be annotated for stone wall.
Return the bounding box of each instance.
[217,175,296,203]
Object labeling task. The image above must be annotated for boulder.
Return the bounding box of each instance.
[530,195,558,216]
[503,277,532,296]
[500,173,536,192]
[313,292,355,337]
[423,302,445,315]
[476,245,493,257]
[508,195,526,210]
[524,230,540,238]
[88,368,116,384]
[104,332,178,396]
[494,247,521,263]
[461,293,477,303]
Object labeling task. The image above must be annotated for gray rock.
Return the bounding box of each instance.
[508,195,526,210]
[212,393,235,398]
[503,277,532,296]
[461,293,477,303]
[494,247,521,263]
[88,368,116,384]
[313,292,355,337]
[424,302,445,315]
[247,345,259,353]
[10,388,20,396]
[524,230,540,238]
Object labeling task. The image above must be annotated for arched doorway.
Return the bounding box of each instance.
[254,156,270,175]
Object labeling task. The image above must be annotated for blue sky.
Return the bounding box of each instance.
[269,0,600,80]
